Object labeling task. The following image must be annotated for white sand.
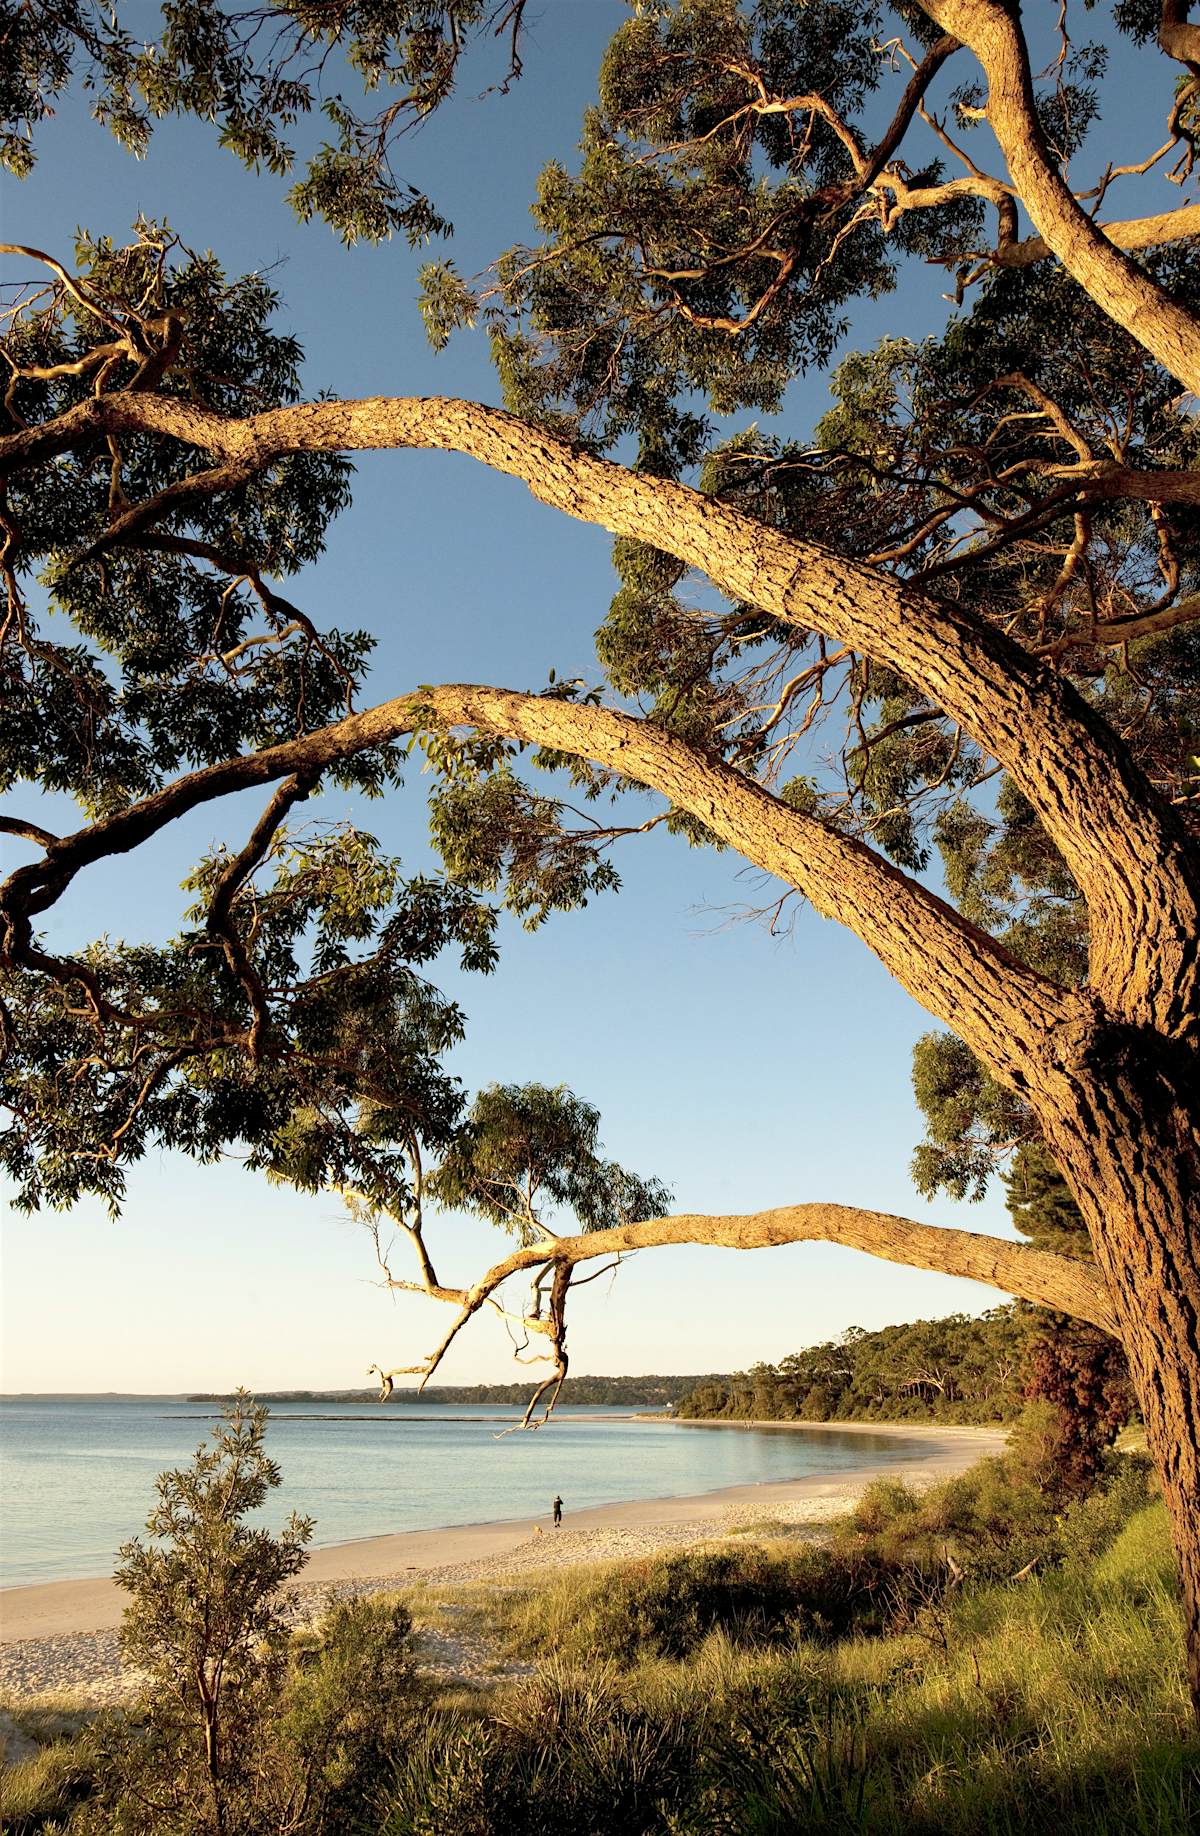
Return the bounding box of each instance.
[0,1421,1004,1701]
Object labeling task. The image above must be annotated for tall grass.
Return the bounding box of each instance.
[380,1497,1197,1836]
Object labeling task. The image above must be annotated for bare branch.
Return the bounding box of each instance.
[0,815,59,848]
[384,1202,1120,1357]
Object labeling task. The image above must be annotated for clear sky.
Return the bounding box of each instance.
[0,3,1175,1394]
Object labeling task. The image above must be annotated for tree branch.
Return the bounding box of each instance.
[3,390,1194,1035]
[205,772,317,1061]
[0,683,1080,1090]
[388,1203,1120,1354]
[994,204,1200,269]
[917,0,1200,395]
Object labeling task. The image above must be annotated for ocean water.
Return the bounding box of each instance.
[0,1399,929,1589]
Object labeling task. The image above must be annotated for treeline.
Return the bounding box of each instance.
[675,1309,1032,1425]
[187,1375,724,1407]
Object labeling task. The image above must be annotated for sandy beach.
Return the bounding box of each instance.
[0,1421,1004,1701]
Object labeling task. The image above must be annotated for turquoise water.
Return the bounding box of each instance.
[0,1399,928,1588]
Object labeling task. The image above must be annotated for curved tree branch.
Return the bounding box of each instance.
[0,683,1079,1090]
[918,0,1200,395]
[4,390,1195,1036]
[389,1202,1120,1347]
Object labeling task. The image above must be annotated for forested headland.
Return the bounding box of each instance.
[186,1375,721,1408]
[677,1305,1135,1438]
[676,1307,1039,1424]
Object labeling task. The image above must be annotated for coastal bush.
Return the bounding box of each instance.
[379,1662,698,1836]
[3,1455,1183,1836]
[478,1542,936,1668]
[80,1392,312,1835]
[842,1428,1155,1583]
[279,1594,426,1831]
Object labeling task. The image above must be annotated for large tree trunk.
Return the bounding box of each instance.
[1043,1040,1200,1708]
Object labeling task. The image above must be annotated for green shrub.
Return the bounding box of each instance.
[379,1662,698,1836]
[1053,1458,1156,1567]
[837,1445,1152,1588]
[542,1544,932,1665]
[83,1391,312,1835]
[280,1593,427,1830]
[848,1477,920,1535]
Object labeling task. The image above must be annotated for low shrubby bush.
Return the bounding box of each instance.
[374,1497,1197,1836]
[68,1593,427,1836]
[843,1409,1156,1583]
[486,1541,954,1669]
[380,1662,698,1836]
[281,1594,425,1831]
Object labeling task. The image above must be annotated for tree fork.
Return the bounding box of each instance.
[918,0,1200,395]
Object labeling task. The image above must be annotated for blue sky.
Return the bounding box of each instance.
[0,3,1177,1392]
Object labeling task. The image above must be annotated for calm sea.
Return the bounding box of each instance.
[0,1399,925,1589]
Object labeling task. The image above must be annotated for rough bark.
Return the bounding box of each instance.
[919,0,1200,395]
[4,390,1198,1041]
[1043,1041,1200,1708]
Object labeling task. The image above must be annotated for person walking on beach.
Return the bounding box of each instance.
[552,1494,563,1528]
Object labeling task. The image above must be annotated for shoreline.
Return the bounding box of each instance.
[0,1422,1004,1679]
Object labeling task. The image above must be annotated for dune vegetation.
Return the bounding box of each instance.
[4,1411,1196,1836]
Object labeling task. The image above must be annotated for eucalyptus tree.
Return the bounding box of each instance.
[2,0,1200,1701]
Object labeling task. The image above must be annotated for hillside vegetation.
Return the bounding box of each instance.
[677,1307,1039,1424]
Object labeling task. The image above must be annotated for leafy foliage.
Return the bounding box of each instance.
[1,819,497,1215]
[427,1082,672,1241]
[676,1307,1035,1424]
[2,224,363,815]
[104,1391,313,1834]
[2,3,1198,1442]
[1,2,531,243]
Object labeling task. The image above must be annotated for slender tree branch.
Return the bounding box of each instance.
[205,771,317,1061]
[0,815,59,848]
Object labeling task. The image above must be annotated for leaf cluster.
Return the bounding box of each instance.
[2,225,372,817]
[427,1081,672,1241]
[1,821,497,1215]
[1,1,529,244]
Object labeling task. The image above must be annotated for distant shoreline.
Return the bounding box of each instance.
[0,1421,1006,1654]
